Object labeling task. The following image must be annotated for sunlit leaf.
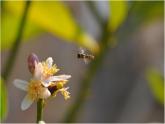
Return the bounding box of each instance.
[4,1,99,53]
[146,68,164,105]
[109,1,128,32]
[1,7,42,50]
[0,78,8,121]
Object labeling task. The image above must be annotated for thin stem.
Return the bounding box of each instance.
[37,99,44,123]
[64,23,111,122]
[86,1,104,27]
[2,1,31,81]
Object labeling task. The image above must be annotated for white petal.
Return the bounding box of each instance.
[47,75,71,82]
[40,88,51,99]
[42,75,71,87]
[34,62,43,80]
[21,95,33,110]
[13,79,28,91]
[46,57,53,68]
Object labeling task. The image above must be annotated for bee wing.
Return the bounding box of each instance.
[78,47,85,54]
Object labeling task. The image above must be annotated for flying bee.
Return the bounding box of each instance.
[77,47,94,64]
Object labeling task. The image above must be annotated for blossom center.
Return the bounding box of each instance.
[27,80,45,100]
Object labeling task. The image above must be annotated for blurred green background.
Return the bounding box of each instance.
[0,1,164,123]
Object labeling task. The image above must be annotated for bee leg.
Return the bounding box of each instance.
[84,58,89,64]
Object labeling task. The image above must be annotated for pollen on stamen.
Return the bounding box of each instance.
[27,80,44,100]
[60,88,70,100]
[42,62,59,78]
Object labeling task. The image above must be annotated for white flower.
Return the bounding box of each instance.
[13,79,50,110]
[13,56,71,110]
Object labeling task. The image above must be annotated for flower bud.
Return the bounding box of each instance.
[27,53,39,74]
[38,120,45,124]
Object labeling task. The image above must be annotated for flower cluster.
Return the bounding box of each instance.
[13,53,71,110]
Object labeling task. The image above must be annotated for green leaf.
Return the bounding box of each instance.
[1,6,42,50]
[109,1,128,32]
[0,78,8,122]
[146,68,164,105]
[4,1,99,54]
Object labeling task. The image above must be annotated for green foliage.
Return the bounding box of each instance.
[0,78,8,121]
[132,1,164,24]
[109,1,128,32]
[146,68,164,105]
[3,1,99,53]
[1,11,42,50]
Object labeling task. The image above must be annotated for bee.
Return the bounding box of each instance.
[77,47,94,64]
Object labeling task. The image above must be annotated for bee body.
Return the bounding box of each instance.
[77,53,85,58]
[77,53,94,60]
[77,47,95,64]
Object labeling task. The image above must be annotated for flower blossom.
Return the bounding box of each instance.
[13,53,71,110]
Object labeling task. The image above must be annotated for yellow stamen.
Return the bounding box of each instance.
[60,88,70,100]
[42,62,59,78]
[27,80,45,100]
